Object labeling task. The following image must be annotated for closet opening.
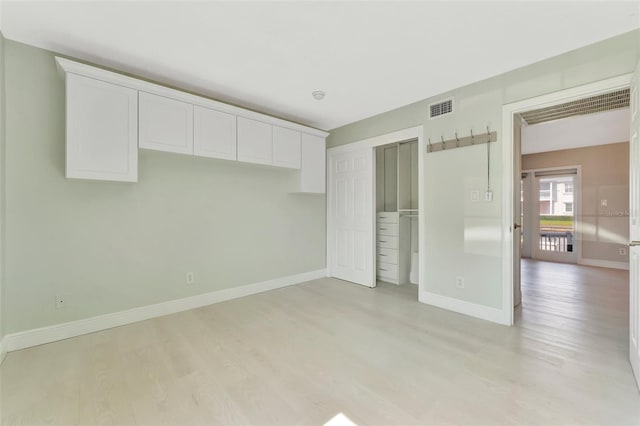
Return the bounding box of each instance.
[375,139,419,286]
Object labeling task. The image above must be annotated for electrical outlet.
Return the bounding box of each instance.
[484,190,493,202]
[55,295,65,309]
[455,276,465,288]
[471,190,480,202]
[186,272,195,284]
[620,248,627,256]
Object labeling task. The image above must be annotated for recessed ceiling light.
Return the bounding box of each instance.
[312,90,325,100]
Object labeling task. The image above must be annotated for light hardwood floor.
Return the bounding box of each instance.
[1,260,639,425]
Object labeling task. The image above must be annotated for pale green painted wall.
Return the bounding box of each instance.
[3,40,326,334]
[0,32,5,342]
[329,30,640,310]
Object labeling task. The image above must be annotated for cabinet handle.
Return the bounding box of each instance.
[379,240,387,243]
[379,254,387,256]
[380,268,388,271]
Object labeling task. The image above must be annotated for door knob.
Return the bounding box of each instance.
[514,223,522,230]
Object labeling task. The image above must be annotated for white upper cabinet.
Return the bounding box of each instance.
[65,73,138,182]
[56,57,328,190]
[298,133,326,193]
[237,117,272,165]
[272,126,301,169]
[193,106,237,160]
[139,92,194,155]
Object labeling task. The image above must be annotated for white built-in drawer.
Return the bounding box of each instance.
[377,222,398,236]
[377,247,398,265]
[377,212,398,223]
[377,262,398,280]
[377,235,398,249]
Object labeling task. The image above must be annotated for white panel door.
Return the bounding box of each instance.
[66,73,138,182]
[328,148,374,287]
[300,134,326,193]
[193,106,237,160]
[629,59,640,391]
[272,126,301,169]
[237,117,272,165]
[139,92,194,155]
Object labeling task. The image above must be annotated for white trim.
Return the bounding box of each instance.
[3,269,327,352]
[0,338,6,365]
[502,73,633,326]
[326,126,424,293]
[55,57,329,139]
[419,291,509,325]
[579,258,629,270]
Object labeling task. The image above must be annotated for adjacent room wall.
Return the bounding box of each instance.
[522,142,630,266]
[3,39,326,334]
[328,30,639,313]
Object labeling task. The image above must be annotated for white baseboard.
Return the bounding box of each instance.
[4,269,327,352]
[0,337,6,365]
[578,258,629,270]
[419,290,509,325]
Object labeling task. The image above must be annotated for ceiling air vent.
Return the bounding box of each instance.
[428,98,454,119]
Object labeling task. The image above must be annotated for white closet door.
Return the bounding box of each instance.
[139,92,194,155]
[328,148,374,287]
[193,106,237,160]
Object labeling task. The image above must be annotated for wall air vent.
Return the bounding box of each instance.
[428,98,454,119]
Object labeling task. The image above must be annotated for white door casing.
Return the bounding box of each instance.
[502,73,632,326]
[513,116,522,307]
[328,148,374,287]
[629,58,640,390]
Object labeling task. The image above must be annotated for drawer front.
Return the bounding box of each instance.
[377,222,398,236]
[377,212,398,223]
[377,247,398,265]
[377,262,398,280]
[377,235,398,249]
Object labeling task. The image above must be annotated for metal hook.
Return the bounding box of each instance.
[470,129,475,145]
[441,135,445,150]
[455,132,460,147]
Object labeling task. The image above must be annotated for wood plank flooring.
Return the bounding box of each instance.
[1,259,639,425]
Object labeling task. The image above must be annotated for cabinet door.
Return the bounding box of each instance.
[272,126,301,169]
[193,106,237,160]
[237,117,272,165]
[66,73,138,182]
[299,134,326,193]
[139,92,193,155]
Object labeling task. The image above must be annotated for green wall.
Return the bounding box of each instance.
[329,30,640,310]
[0,31,5,344]
[3,40,326,334]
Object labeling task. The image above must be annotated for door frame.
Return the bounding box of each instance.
[327,126,425,292]
[522,165,582,264]
[501,74,632,325]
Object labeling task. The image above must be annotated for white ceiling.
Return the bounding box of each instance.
[521,108,630,155]
[1,1,639,131]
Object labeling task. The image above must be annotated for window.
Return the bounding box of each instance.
[565,202,573,213]
[565,183,573,193]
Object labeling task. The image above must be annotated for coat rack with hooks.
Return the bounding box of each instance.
[427,127,497,153]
